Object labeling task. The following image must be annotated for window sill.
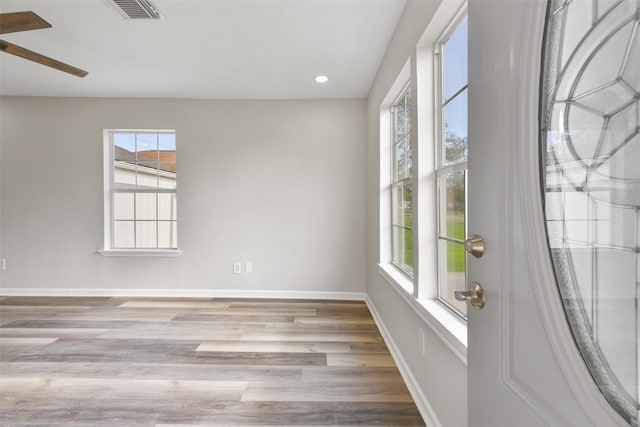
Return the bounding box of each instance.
[377,263,467,364]
[378,262,414,295]
[98,249,182,257]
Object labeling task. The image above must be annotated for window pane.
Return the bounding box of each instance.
[113,193,134,220]
[406,136,413,178]
[441,170,466,240]
[114,162,136,187]
[394,137,412,181]
[113,221,134,248]
[158,145,177,188]
[114,133,136,159]
[392,182,413,228]
[113,133,137,188]
[392,225,413,274]
[439,239,467,315]
[135,163,158,189]
[394,141,405,181]
[159,133,176,151]
[135,193,157,220]
[136,133,158,153]
[159,172,177,189]
[135,221,157,248]
[443,89,468,165]
[404,87,412,134]
[444,16,468,100]
[395,98,407,140]
[392,181,413,275]
[158,221,178,249]
[158,193,177,220]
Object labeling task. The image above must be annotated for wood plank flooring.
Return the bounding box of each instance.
[0,297,425,426]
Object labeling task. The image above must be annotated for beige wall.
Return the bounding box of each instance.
[0,97,366,295]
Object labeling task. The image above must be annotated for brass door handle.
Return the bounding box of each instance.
[455,282,485,309]
[465,234,485,258]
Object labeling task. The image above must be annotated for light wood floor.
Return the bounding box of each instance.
[0,296,425,426]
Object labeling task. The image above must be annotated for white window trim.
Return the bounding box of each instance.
[98,249,181,257]
[99,129,180,257]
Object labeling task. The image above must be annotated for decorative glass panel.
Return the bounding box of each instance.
[540,0,639,423]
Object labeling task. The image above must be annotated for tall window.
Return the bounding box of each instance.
[436,16,468,315]
[391,84,413,277]
[104,130,177,250]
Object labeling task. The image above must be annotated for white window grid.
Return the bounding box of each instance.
[107,130,177,250]
[391,83,414,278]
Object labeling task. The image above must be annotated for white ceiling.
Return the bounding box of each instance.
[0,0,408,99]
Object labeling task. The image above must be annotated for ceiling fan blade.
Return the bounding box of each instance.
[0,11,51,35]
[0,40,88,77]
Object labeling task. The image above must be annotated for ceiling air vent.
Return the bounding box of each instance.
[107,0,161,19]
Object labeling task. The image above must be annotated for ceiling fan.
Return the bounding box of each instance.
[0,11,88,78]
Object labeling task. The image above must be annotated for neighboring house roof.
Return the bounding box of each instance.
[114,146,176,173]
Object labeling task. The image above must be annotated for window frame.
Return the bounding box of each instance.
[434,13,469,318]
[390,82,414,278]
[99,129,181,257]
[377,1,468,356]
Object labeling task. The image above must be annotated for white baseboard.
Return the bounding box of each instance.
[0,288,366,301]
[365,295,443,427]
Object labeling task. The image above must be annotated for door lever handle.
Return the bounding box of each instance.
[455,282,485,309]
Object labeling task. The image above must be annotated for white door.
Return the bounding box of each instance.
[466,0,634,425]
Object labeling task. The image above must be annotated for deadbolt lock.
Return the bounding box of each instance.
[455,282,485,310]
[464,234,485,258]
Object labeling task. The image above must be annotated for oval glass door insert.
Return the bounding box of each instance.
[540,0,639,424]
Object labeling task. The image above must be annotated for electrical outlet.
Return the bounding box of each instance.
[245,262,253,273]
[233,262,242,274]
[419,328,426,355]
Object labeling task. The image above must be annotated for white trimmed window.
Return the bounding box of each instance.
[435,15,468,316]
[391,84,414,277]
[102,130,178,254]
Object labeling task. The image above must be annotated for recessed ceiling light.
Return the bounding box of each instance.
[314,75,329,83]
